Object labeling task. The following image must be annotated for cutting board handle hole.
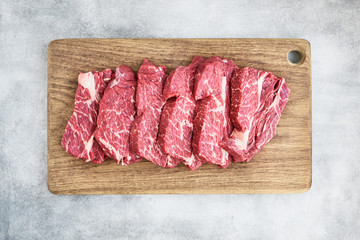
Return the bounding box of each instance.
[287,50,304,65]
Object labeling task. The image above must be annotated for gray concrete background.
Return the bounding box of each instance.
[1,0,359,239]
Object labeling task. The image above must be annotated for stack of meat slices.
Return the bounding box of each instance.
[61,56,290,170]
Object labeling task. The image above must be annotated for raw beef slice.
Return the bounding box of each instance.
[158,56,205,170]
[61,69,112,163]
[94,65,141,165]
[192,56,235,168]
[220,67,290,162]
[130,59,181,168]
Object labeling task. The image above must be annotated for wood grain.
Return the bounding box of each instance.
[47,38,311,194]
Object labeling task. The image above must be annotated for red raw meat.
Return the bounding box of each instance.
[61,56,290,170]
[130,59,181,168]
[61,69,112,163]
[220,67,290,162]
[94,66,141,165]
[192,56,235,168]
[158,56,205,170]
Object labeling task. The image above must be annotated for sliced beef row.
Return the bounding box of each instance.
[62,56,290,170]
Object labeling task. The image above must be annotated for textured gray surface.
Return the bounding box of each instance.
[1,0,359,239]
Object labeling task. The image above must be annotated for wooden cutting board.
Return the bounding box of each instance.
[48,38,311,194]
